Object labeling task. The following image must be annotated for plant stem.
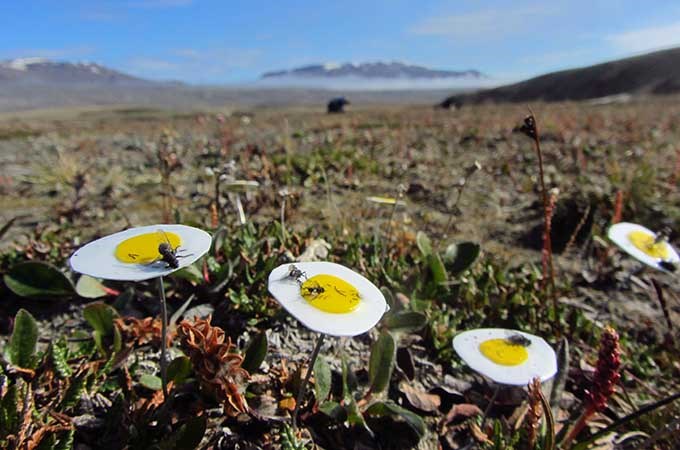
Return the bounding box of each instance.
[158,275,169,400]
[292,333,326,430]
[480,384,501,431]
[527,111,557,320]
[568,391,680,450]
[561,405,595,449]
[234,194,246,225]
[280,196,287,244]
[383,200,399,259]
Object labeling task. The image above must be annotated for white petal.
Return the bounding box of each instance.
[608,222,679,272]
[453,328,557,386]
[268,262,387,337]
[70,224,212,281]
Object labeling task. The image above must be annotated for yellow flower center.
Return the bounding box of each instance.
[628,231,670,259]
[114,231,181,264]
[300,274,361,313]
[479,338,529,366]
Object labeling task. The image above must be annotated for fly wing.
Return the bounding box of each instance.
[156,229,172,246]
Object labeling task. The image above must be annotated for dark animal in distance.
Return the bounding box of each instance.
[327,97,350,113]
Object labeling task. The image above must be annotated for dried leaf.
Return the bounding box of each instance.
[399,381,441,412]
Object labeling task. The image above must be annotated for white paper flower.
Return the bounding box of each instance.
[607,222,679,272]
[453,328,557,386]
[267,262,388,336]
[70,224,212,281]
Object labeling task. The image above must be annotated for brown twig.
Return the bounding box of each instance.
[563,204,590,254]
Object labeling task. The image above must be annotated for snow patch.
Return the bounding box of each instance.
[3,57,50,71]
[323,62,341,71]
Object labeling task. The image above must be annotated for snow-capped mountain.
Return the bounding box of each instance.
[0,58,154,85]
[262,61,483,80]
[258,61,488,90]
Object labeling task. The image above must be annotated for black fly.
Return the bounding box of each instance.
[301,280,325,298]
[283,264,307,285]
[149,230,190,269]
[506,333,532,347]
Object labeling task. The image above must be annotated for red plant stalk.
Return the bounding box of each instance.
[563,326,621,448]
[671,148,680,186]
[542,189,558,290]
[611,190,623,224]
[203,259,211,283]
[520,112,557,311]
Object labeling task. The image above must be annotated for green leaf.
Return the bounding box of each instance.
[51,340,73,378]
[384,312,427,333]
[53,429,75,450]
[167,356,192,384]
[318,401,347,421]
[443,241,481,275]
[313,356,332,403]
[83,302,118,336]
[380,287,395,311]
[368,330,396,394]
[140,374,162,391]
[60,372,87,410]
[4,261,74,298]
[172,263,204,284]
[0,217,16,241]
[75,275,108,298]
[241,331,267,374]
[8,309,39,369]
[365,400,426,437]
[173,415,207,450]
[0,384,19,435]
[416,231,433,257]
[427,253,447,284]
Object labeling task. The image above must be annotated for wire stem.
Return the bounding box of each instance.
[158,275,169,400]
[480,384,501,431]
[292,333,326,430]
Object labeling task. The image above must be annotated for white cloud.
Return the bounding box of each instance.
[410,6,557,39]
[606,21,680,53]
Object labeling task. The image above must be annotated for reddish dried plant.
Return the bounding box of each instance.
[525,377,543,449]
[563,326,621,448]
[116,316,173,347]
[585,326,622,412]
[177,316,249,416]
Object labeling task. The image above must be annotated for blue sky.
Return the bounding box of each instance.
[2,0,680,84]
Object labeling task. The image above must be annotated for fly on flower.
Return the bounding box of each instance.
[70,224,211,281]
[268,262,388,337]
[453,328,557,386]
[149,229,194,269]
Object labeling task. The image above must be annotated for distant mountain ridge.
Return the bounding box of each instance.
[441,47,680,106]
[0,58,157,86]
[261,61,484,80]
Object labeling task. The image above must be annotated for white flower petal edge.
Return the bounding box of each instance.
[70,224,212,282]
[608,222,679,272]
[268,262,388,337]
[453,328,557,386]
